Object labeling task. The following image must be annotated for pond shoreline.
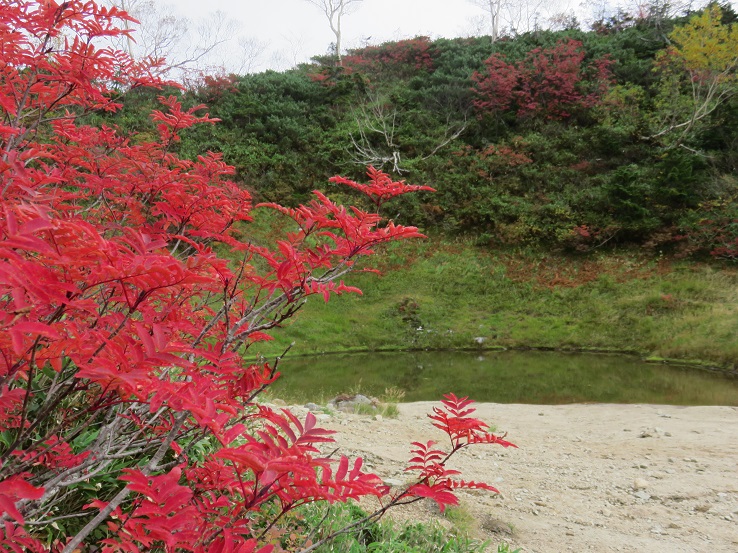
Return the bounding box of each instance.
[259,245,738,372]
[270,346,738,377]
[270,349,738,406]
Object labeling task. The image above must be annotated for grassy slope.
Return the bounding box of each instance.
[252,236,738,370]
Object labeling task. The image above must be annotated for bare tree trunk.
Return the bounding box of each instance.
[119,0,136,56]
[304,0,363,66]
[469,0,502,42]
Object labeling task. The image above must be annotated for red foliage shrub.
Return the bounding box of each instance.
[472,39,613,120]
[0,3,513,551]
[310,37,436,84]
[343,37,436,74]
[197,74,240,103]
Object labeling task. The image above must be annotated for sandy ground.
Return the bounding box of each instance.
[288,402,738,553]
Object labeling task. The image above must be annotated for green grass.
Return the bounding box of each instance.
[351,401,400,418]
[495,544,521,553]
[250,236,738,371]
[279,502,493,553]
[444,503,478,536]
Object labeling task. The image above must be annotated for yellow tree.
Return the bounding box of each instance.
[649,5,738,146]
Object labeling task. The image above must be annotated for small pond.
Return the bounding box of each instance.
[270,351,738,405]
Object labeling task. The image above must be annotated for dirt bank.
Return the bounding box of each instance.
[292,402,738,552]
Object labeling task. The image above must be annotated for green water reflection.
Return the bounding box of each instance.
[270,351,738,405]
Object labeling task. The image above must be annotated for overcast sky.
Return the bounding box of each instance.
[163,0,580,73]
[133,1,730,75]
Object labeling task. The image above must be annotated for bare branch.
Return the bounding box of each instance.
[349,93,467,174]
[106,1,262,82]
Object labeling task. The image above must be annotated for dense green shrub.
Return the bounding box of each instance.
[106,4,738,255]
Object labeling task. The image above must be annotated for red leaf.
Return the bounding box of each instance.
[407,483,459,512]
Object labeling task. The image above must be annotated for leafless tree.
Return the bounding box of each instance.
[236,37,267,75]
[270,33,310,72]
[350,96,403,172]
[349,93,467,174]
[469,0,577,39]
[548,9,581,30]
[582,0,706,26]
[303,0,364,64]
[505,0,548,35]
[108,1,264,81]
[468,0,504,42]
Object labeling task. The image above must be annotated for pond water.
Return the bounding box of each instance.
[270,351,738,405]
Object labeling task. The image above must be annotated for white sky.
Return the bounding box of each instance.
[165,0,579,73]
[144,1,728,75]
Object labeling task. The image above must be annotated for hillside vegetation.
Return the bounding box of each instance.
[102,3,738,368]
[106,3,738,260]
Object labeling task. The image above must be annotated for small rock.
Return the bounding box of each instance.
[383,478,404,487]
[633,478,649,490]
[474,336,486,344]
[650,525,664,535]
[374,414,383,422]
[634,490,651,500]
[305,402,321,411]
[315,413,331,422]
